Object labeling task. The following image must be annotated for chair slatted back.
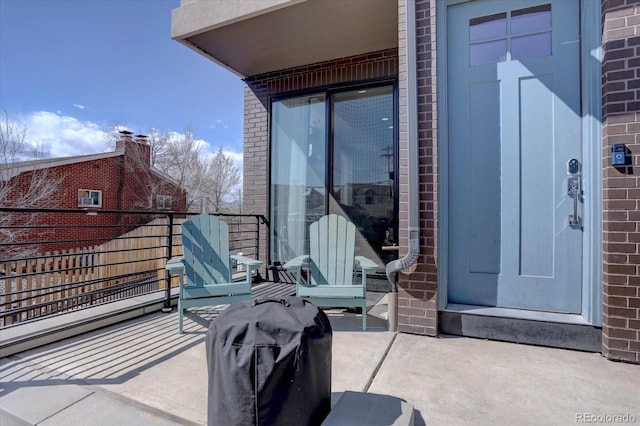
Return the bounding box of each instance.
[309,214,355,286]
[181,214,231,286]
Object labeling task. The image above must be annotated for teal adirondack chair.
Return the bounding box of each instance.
[283,214,379,330]
[165,213,263,333]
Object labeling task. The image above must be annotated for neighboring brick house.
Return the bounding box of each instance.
[171,0,640,363]
[1,132,187,254]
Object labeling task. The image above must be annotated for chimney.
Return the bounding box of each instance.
[135,134,148,144]
[116,130,151,167]
[115,130,134,152]
[134,134,151,166]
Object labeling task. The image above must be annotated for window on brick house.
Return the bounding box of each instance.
[156,195,172,210]
[78,189,102,207]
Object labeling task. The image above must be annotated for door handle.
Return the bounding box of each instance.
[567,177,580,226]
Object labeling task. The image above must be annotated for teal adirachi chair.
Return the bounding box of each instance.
[283,214,379,330]
[165,213,263,333]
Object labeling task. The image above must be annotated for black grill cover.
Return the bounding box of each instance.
[206,296,332,426]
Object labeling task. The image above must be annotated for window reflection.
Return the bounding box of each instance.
[468,4,552,66]
[270,95,326,261]
[470,39,507,66]
[512,4,551,35]
[470,13,507,41]
[512,32,551,60]
[332,86,396,263]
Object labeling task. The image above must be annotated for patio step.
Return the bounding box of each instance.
[322,391,414,426]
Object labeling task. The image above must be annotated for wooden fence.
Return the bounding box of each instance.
[0,218,185,326]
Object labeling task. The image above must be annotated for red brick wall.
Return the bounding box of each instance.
[3,143,187,255]
[243,49,399,267]
[601,0,640,363]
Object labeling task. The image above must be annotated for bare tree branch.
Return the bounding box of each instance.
[1,109,63,208]
[204,147,241,212]
[146,129,171,170]
[0,109,64,258]
[99,123,243,213]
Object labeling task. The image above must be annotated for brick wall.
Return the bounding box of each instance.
[601,0,640,363]
[3,141,187,254]
[242,48,399,270]
[4,156,129,252]
[396,0,438,335]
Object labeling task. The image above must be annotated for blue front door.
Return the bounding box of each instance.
[447,0,583,313]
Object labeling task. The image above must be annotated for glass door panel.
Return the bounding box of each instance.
[270,94,326,261]
[331,86,396,265]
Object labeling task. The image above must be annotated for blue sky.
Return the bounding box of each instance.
[0,0,245,162]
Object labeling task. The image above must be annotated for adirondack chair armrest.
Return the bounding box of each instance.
[230,255,263,269]
[355,256,379,274]
[165,256,184,275]
[230,255,263,285]
[283,255,309,287]
[283,255,309,271]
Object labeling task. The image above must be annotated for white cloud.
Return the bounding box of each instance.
[72,104,86,110]
[18,113,245,179]
[160,130,244,189]
[201,146,241,162]
[196,138,211,151]
[165,131,212,153]
[25,111,107,158]
[209,119,224,129]
[223,149,243,167]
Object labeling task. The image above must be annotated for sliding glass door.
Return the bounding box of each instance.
[270,94,326,261]
[270,84,396,267]
[330,86,395,264]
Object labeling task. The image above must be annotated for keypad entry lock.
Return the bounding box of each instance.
[567,177,580,226]
[567,158,580,174]
[566,159,581,227]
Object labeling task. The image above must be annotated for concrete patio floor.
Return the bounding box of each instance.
[1,294,639,426]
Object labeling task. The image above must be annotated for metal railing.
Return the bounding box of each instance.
[0,207,267,327]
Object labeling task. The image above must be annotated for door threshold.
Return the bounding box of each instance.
[440,304,601,352]
[444,303,591,325]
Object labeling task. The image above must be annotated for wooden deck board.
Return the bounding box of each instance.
[251,282,296,300]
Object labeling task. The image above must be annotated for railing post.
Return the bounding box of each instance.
[256,215,260,265]
[162,214,174,313]
[254,215,266,282]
